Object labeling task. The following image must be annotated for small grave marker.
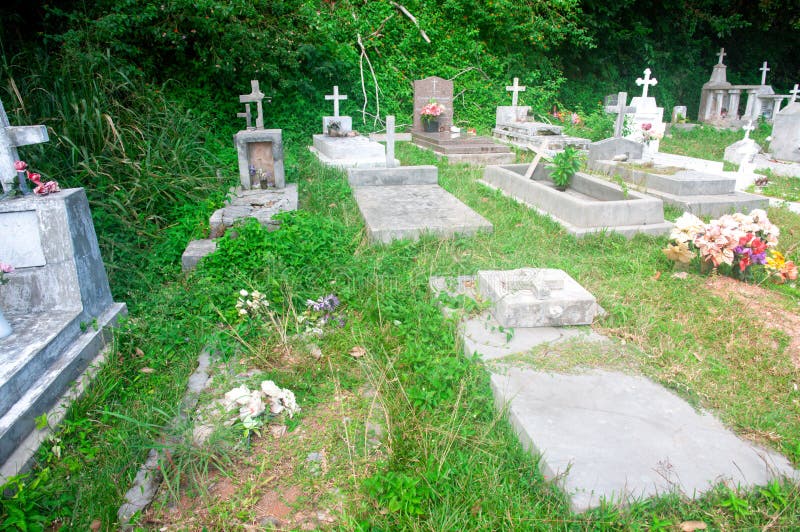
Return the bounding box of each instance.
[742,120,755,140]
[760,61,770,86]
[604,92,636,138]
[717,48,726,64]
[325,86,348,117]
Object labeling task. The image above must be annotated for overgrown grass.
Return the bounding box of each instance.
[5,110,800,530]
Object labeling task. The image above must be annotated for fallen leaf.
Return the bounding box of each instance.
[140,367,155,374]
[328,203,337,208]
[134,347,145,357]
[270,425,287,438]
[679,521,707,532]
[90,520,102,531]
[480,197,489,202]
[349,346,367,358]
[672,271,689,279]
[652,270,662,280]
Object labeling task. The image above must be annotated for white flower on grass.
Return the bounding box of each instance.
[223,385,252,410]
[260,380,301,418]
[261,380,282,397]
[239,289,249,297]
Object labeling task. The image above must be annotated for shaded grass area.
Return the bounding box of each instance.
[4,138,800,529]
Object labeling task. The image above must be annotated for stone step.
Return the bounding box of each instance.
[347,165,438,187]
[0,303,126,471]
[590,159,736,196]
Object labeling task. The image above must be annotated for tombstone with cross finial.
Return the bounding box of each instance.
[322,85,353,135]
[717,48,727,65]
[233,80,285,189]
[506,78,526,108]
[0,99,49,195]
[626,69,666,152]
[760,62,770,86]
[724,120,762,166]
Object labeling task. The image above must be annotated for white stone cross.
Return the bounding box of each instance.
[239,80,270,129]
[790,84,800,104]
[604,92,636,137]
[635,68,658,99]
[717,48,726,65]
[385,115,396,168]
[760,62,770,86]
[742,120,755,140]
[505,77,526,107]
[0,98,49,192]
[325,86,348,117]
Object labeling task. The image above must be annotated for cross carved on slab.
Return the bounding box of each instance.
[504,269,564,299]
[0,98,49,191]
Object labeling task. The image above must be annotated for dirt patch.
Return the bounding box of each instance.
[705,276,800,367]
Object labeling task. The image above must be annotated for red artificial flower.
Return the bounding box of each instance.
[739,233,753,247]
[14,160,27,171]
[739,254,751,272]
[27,173,41,185]
[751,237,767,255]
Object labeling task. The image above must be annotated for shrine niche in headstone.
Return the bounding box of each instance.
[770,89,800,163]
[310,86,396,169]
[0,100,48,195]
[0,186,126,479]
[493,78,590,154]
[233,80,285,190]
[626,68,665,155]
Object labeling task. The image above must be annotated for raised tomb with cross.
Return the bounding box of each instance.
[0,97,126,477]
[310,85,397,168]
[233,80,285,189]
[698,49,794,124]
[624,68,666,152]
[493,78,590,153]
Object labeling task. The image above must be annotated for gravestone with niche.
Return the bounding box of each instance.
[233,80,286,189]
[412,76,513,164]
[0,186,126,477]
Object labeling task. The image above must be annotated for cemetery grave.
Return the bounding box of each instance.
[346,115,493,243]
[309,85,398,168]
[411,76,514,165]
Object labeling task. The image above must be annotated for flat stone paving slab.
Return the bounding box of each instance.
[353,185,492,243]
[492,367,798,512]
[209,185,297,238]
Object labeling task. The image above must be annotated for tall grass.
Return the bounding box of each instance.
[1,49,234,302]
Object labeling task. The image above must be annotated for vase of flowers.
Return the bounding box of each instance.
[0,263,13,339]
[420,100,445,132]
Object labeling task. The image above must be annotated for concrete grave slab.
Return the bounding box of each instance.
[352,184,492,243]
[588,138,644,164]
[310,134,398,168]
[491,367,798,512]
[347,166,437,187]
[412,131,514,165]
[208,185,297,238]
[181,239,218,272]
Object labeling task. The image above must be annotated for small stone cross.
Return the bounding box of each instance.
[760,62,770,86]
[717,48,726,65]
[635,68,658,99]
[238,80,270,130]
[504,269,564,299]
[790,84,799,104]
[385,115,396,168]
[742,120,755,140]
[325,86,348,117]
[0,98,49,192]
[505,77,526,107]
[605,92,636,137]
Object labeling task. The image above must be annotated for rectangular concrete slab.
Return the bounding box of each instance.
[353,185,492,243]
[491,367,798,512]
[347,166,438,187]
[310,134,397,168]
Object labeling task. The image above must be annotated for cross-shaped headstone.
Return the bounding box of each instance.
[635,68,658,99]
[717,48,726,65]
[742,120,755,140]
[238,80,270,130]
[385,115,396,168]
[760,62,770,86]
[604,92,636,137]
[325,86,348,117]
[0,98,49,192]
[790,84,800,104]
[505,77,526,107]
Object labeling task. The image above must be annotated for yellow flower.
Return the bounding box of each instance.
[766,250,786,272]
[663,242,695,264]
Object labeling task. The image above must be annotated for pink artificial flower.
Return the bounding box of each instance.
[642,123,652,131]
[0,262,13,274]
[14,160,27,171]
[34,180,60,196]
[27,173,41,185]
[571,113,581,125]
[783,261,799,281]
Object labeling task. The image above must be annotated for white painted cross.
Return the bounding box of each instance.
[635,68,658,99]
[760,62,770,86]
[325,86,348,117]
[385,115,396,168]
[239,80,270,129]
[604,92,636,138]
[717,48,726,65]
[505,77,526,107]
[742,120,755,140]
[790,84,800,104]
[0,98,49,192]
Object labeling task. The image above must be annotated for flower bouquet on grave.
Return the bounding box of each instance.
[640,123,662,146]
[420,100,446,132]
[14,161,60,196]
[663,210,797,283]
